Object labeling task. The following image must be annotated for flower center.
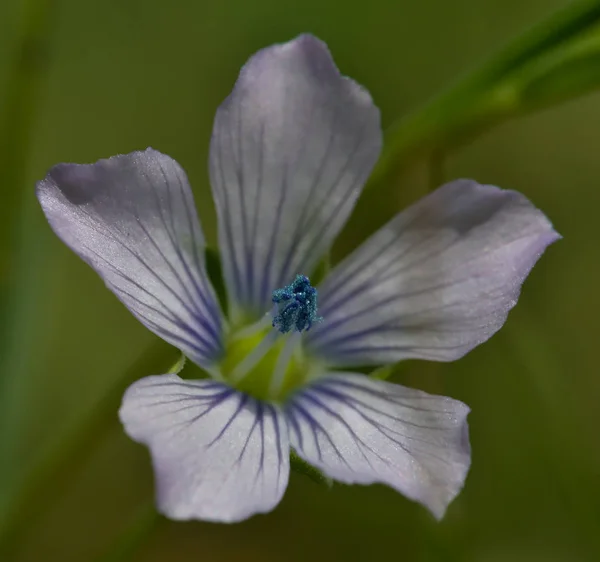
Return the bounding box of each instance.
[220,275,322,402]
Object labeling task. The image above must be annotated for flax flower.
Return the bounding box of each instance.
[37,35,559,523]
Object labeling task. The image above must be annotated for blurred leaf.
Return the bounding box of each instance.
[0,0,53,267]
[367,0,600,192]
[0,0,54,490]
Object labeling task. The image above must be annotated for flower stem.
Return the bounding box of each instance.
[365,0,600,194]
[0,0,54,491]
[0,342,182,559]
[0,0,53,267]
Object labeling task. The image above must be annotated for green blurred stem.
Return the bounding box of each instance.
[366,0,600,193]
[0,0,53,273]
[0,343,183,559]
[0,0,55,490]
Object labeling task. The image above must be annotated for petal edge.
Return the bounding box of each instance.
[307,180,560,366]
[37,149,223,367]
[286,373,470,519]
[120,374,290,522]
[210,34,382,320]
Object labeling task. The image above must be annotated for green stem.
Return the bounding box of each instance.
[0,0,53,274]
[0,0,55,487]
[365,0,600,194]
[94,503,162,562]
[0,342,182,559]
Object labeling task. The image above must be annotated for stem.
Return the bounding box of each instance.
[0,0,55,491]
[0,342,182,559]
[0,0,54,265]
[364,0,600,194]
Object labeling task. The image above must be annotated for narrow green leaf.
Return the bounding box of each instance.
[0,0,55,487]
[0,0,53,267]
[367,0,600,192]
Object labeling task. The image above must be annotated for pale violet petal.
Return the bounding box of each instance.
[285,373,470,519]
[210,34,382,319]
[37,149,223,367]
[119,374,290,522]
[306,180,560,366]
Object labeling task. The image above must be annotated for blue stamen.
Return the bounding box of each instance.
[272,274,322,334]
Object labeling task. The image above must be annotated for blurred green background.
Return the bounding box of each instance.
[1,0,599,560]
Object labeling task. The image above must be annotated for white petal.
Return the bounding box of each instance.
[285,373,470,519]
[210,34,382,319]
[119,374,290,522]
[37,149,223,367]
[307,180,560,366]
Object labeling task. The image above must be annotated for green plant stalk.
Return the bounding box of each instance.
[0,0,55,484]
[367,0,600,192]
[0,0,53,265]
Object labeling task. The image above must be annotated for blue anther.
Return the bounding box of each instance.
[272,274,322,334]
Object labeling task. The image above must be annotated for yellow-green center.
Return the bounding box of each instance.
[220,326,313,402]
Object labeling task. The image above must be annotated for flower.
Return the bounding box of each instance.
[36,34,559,524]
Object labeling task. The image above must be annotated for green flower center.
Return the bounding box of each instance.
[217,274,324,402]
[220,325,314,402]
